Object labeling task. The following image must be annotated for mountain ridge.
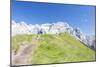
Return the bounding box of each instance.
[12,20,96,49]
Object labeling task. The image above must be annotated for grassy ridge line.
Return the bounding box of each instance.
[12,33,95,64]
[31,33,95,64]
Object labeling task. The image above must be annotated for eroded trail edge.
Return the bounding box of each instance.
[12,37,39,66]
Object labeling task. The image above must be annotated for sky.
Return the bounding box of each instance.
[12,0,96,35]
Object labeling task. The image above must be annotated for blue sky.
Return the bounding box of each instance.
[12,0,96,35]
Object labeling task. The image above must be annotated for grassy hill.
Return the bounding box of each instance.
[12,32,95,64]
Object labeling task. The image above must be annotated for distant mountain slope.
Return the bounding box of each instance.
[12,32,95,65]
[12,20,96,49]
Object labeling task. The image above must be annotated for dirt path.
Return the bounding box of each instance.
[12,38,39,66]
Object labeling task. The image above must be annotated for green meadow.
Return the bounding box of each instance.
[12,32,95,64]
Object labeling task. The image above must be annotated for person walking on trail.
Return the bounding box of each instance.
[36,29,43,40]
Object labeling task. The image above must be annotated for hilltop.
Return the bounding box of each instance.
[12,32,95,65]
